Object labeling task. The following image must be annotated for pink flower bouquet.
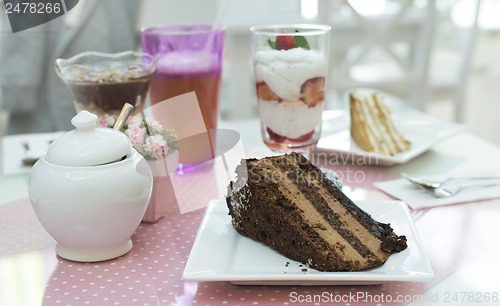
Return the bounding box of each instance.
[98,114,179,161]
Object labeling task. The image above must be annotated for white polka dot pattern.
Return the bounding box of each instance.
[170,166,225,214]
[0,198,55,257]
[1,197,423,306]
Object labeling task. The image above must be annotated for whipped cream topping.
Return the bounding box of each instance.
[254,48,326,101]
[259,100,324,139]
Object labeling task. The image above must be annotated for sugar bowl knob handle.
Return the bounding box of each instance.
[71,111,98,131]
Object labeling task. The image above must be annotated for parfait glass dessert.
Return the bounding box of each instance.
[250,24,331,153]
[55,51,158,117]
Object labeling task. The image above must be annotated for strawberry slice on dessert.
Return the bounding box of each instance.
[301,77,325,107]
[256,82,281,102]
[275,35,297,50]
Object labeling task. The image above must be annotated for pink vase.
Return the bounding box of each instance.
[142,150,179,223]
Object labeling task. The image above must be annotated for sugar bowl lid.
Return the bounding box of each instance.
[47,111,131,166]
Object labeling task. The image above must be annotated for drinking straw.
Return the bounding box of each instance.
[212,0,230,31]
[204,0,229,51]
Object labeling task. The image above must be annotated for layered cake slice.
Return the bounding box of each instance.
[350,92,411,155]
[226,153,407,272]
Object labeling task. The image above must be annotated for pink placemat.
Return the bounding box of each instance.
[1,198,429,306]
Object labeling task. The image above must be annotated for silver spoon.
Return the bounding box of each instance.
[433,180,500,198]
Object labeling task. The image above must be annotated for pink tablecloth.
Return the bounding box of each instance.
[0,198,425,306]
[1,162,499,305]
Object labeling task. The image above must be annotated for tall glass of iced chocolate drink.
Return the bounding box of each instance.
[250,24,331,153]
[55,51,158,117]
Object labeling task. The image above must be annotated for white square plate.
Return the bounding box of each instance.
[316,107,467,166]
[183,199,434,285]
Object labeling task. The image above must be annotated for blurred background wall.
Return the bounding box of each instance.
[1,0,499,146]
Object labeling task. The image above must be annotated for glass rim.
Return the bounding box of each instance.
[140,23,227,35]
[54,50,158,78]
[249,24,331,36]
[56,50,158,65]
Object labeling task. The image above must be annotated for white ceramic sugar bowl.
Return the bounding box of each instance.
[28,111,153,262]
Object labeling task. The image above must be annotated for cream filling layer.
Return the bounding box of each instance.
[307,173,389,262]
[284,157,389,262]
[258,160,367,266]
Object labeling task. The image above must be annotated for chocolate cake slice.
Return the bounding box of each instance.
[226,153,407,272]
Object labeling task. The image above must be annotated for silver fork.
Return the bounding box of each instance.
[401,172,500,191]
[433,180,500,198]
